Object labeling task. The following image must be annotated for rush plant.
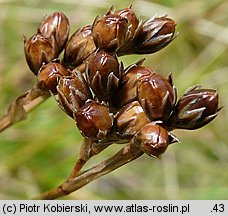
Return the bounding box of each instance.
[0,6,221,199]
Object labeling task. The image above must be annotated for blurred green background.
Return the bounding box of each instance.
[0,0,228,199]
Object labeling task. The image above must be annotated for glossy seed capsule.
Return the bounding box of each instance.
[86,50,123,101]
[115,101,150,138]
[75,101,114,139]
[24,33,58,75]
[114,6,142,55]
[137,72,176,121]
[63,25,96,69]
[113,61,151,108]
[131,122,178,158]
[37,62,70,94]
[92,13,129,52]
[167,86,221,130]
[130,16,176,54]
[39,11,70,53]
[57,71,92,118]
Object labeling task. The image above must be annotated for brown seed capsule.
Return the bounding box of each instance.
[131,122,178,158]
[75,101,113,139]
[137,72,176,121]
[167,86,221,130]
[128,16,176,54]
[113,60,151,108]
[92,13,129,52]
[24,33,58,75]
[63,25,96,69]
[39,12,70,53]
[115,101,150,138]
[114,6,142,55]
[86,50,123,101]
[37,62,70,94]
[56,71,92,118]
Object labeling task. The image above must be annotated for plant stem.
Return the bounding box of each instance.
[33,143,144,200]
[0,85,50,132]
[68,138,93,179]
[68,136,120,179]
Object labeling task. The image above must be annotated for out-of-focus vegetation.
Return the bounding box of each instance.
[0,0,228,199]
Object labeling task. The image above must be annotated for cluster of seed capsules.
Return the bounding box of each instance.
[24,7,220,158]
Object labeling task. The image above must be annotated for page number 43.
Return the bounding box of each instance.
[211,204,225,213]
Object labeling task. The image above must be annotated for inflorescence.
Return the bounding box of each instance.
[24,6,221,159]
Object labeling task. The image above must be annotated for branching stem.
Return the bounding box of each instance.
[33,143,143,200]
